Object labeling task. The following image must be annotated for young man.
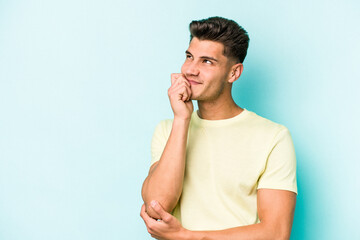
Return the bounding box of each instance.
[141,17,297,240]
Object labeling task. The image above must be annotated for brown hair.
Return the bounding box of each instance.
[189,16,250,63]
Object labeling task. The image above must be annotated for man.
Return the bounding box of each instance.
[141,16,297,240]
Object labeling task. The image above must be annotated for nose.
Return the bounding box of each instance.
[183,61,200,77]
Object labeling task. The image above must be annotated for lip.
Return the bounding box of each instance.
[188,80,201,85]
[185,77,201,85]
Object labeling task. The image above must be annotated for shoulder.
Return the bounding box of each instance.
[152,118,173,138]
[244,110,291,141]
[155,118,173,131]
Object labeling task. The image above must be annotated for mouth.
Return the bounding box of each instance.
[185,76,201,85]
[189,80,201,85]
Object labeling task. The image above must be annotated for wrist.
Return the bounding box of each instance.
[181,228,195,240]
[182,229,205,240]
[173,116,191,125]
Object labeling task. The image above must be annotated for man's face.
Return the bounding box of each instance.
[181,37,234,101]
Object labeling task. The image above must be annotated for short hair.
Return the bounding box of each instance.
[189,16,250,63]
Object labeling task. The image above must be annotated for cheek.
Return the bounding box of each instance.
[180,62,187,74]
[206,75,226,91]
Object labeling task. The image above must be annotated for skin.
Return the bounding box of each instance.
[141,37,296,239]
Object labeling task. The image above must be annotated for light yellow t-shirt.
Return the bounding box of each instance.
[150,109,297,230]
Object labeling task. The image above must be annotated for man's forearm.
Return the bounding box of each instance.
[142,117,190,219]
[185,222,289,240]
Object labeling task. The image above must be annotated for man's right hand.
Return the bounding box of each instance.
[168,73,194,120]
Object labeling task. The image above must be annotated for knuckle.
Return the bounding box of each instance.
[171,73,180,79]
[147,222,154,231]
[168,88,174,96]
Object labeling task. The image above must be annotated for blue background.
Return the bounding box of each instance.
[0,1,359,239]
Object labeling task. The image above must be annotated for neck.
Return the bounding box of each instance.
[197,94,243,120]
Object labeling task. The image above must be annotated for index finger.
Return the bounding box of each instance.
[171,73,182,85]
[140,204,151,220]
[140,204,146,218]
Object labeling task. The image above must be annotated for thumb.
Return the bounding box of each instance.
[150,200,171,222]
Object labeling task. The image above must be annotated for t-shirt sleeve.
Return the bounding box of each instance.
[257,127,298,194]
[150,120,171,167]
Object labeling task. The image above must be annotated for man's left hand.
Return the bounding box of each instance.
[140,200,189,240]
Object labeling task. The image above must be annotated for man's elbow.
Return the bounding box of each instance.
[273,225,292,240]
[263,221,291,240]
[276,233,291,240]
[277,234,291,240]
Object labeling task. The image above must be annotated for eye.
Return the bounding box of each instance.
[203,59,212,64]
[186,54,193,59]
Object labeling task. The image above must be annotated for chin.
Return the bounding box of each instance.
[190,95,201,101]
[190,91,204,101]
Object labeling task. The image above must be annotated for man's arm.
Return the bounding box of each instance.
[189,189,296,240]
[141,74,193,219]
[141,189,296,240]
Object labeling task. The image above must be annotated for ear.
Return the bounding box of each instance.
[228,63,244,83]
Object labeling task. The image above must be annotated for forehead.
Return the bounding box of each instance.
[187,37,227,60]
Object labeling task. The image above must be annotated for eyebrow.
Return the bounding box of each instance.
[185,50,219,62]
